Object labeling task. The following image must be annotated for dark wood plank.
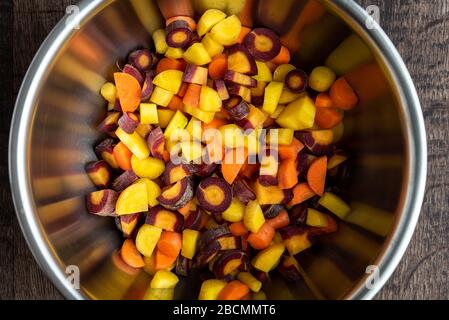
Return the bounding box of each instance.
[3,0,448,300]
[356,0,449,300]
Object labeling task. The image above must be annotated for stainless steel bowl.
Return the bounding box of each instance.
[9,0,427,300]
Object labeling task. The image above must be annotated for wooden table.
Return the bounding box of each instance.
[1,0,447,299]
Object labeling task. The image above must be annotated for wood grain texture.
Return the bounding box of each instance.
[2,0,448,299]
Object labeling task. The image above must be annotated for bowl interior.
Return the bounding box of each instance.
[15,0,411,300]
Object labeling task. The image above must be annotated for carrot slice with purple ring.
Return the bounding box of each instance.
[165,20,193,48]
[118,112,140,134]
[196,177,233,213]
[163,161,194,185]
[244,28,281,62]
[213,250,247,279]
[141,73,154,101]
[227,44,258,76]
[86,189,118,217]
[85,160,112,188]
[285,69,308,94]
[128,49,155,72]
[146,205,184,232]
[123,64,144,85]
[157,177,195,210]
[223,95,249,121]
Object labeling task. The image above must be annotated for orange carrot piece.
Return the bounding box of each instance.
[236,26,252,44]
[315,107,343,129]
[278,138,304,160]
[156,0,194,20]
[202,117,228,132]
[162,150,170,163]
[156,58,186,75]
[154,248,177,270]
[238,0,256,27]
[182,83,202,106]
[247,222,275,250]
[167,95,184,111]
[113,142,132,171]
[329,77,359,110]
[222,148,248,185]
[218,280,250,300]
[315,92,334,108]
[278,158,298,189]
[271,45,291,65]
[288,183,315,207]
[307,156,327,196]
[208,54,228,80]
[157,231,182,257]
[229,222,249,237]
[114,72,141,112]
[267,209,290,229]
[166,16,197,30]
[178,82,188,97]
[178,199,194,217]
[120,239,145,268]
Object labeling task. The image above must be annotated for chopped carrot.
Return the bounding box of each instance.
[271,45,291,65]
[278,158,298,189]
[182,83,202,106]
[288,183,315,207]
[156,58,186,75]
[237,0,256,27]
[120,239,145,268]
[208,54,228,80]
[247,222,275,250]
[222,148,248,185]
[218,280,250,300]
[322,215,338,234]
[113,142,132,171]
[157,0,194,20]
[229,221,249,237]
[241,235,249,251]
[178,82,188,97]
[167,95,184,111]
[329,77,359,110]
[240,162,260,179]
[114,72,141,112]
[162,150,170,163]
[178,199,194,217]
[278,138,304,160]
[315,92,334,108]
[216,108,231,120]
[154,248,177,270]
[166,16,197,31]
[315,107,343,129]
[267,209,290,229]
[202,117,228,132]
[263,116,275,128]
[157,231,182,257]
[307,156,327,196]
[236,26,252,44]
[198,210,211,230]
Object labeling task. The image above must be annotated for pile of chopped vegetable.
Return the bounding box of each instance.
[86,7,358,300]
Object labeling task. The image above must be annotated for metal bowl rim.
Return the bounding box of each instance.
[8,0,427,300]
